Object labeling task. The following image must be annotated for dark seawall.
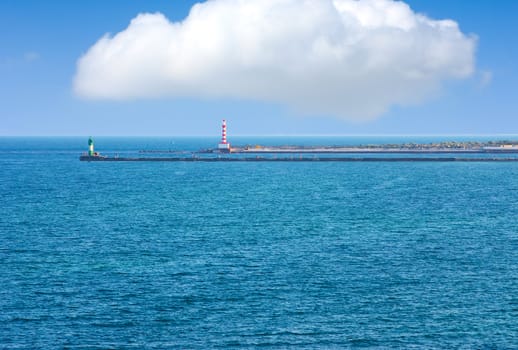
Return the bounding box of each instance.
[80,156,518,162]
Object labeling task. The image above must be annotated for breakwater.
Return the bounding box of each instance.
[80,156,518,162]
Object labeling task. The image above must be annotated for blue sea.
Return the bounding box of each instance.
[1,136,517,349]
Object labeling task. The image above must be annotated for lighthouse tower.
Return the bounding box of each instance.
[88,137,95,156]
[217,119,231,152]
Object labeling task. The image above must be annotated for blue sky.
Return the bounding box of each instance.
[0,0,517,136]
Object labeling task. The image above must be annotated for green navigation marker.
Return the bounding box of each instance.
[88,137,94,156]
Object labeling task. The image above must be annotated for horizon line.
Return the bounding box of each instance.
[2,134,518,138]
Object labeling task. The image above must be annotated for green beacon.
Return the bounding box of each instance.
[88,137,94,156]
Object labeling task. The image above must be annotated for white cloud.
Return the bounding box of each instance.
[24,52,40,62]
[74,0,477,121]
[478,70,493,88]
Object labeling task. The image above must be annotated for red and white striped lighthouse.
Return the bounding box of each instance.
[221,119,227,144]
[218,119,231,151]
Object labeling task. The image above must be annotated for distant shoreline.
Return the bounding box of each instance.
[193,140,518,154]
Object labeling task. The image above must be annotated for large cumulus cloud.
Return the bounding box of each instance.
[74,0,477,121]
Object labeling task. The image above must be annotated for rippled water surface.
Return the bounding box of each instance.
[1,137,517,348]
